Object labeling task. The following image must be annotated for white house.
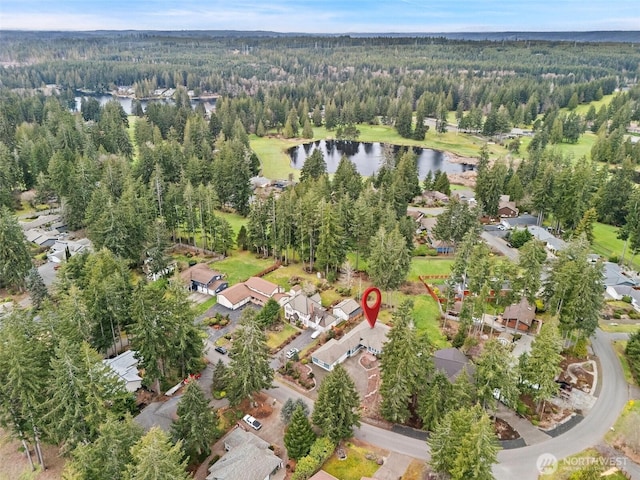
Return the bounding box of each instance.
[217,277,286,310]
[606,285,640,312]
[103,350,142,393]
[311,320,390,371]
[332,298,362,322]
[282,292,340,332]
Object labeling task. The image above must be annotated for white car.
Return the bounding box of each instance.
[286,347,299,359]
[243,414,262,430]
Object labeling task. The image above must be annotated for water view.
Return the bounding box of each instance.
[288,140,474,179]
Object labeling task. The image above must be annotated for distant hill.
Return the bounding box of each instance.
[2,30,639,43]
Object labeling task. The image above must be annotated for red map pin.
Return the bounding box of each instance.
[361,286,382,328]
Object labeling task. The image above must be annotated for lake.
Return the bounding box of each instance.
[288,140,474,179]
[73,93,216,115]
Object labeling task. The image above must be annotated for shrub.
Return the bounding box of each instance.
[413,244,429,256]
[622,295,633,304]
[609,255,619,264]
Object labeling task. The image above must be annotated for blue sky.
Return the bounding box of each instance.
[1,1,638,32]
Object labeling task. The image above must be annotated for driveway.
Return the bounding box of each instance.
[270,327,315,370]
[482,231,519,261]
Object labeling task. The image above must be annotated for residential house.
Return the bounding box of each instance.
[103,350,142,393]
[217,277,286,310]
[500,298,540,334]
[603,262,637,289]
[433,348,475,382]
[47,238,92,263]
[309,472,339,480]
[500,214,538,230]
[527,225,566,254]
[25,228,58,248]
[498,195,519,218]
[180,263,228,296]
[332,298,362,322]
[282,292,339,332]
[606,285,640,312]
[207,428,283,480]
[311,320,390,371]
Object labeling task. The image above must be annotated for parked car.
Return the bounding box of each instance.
[286,347,299,359]
[311,330,322,339]
[214,346,227,355]
[243,414,262,430]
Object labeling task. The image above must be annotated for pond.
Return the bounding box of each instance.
[288,140,474,179]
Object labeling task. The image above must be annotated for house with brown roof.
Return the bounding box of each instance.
[499,298,540,333]
[498,195,519,218]
[180,263,227,296]
[217,277,285,310]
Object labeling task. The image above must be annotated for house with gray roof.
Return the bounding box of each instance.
[311,320,390,371]
[603,262,637,288]
[283,292,340,332]
[434,348,475,382]
[207,428,282,480]
[606,285,640,312]
[332,298,362,322]
[103,349,142,393]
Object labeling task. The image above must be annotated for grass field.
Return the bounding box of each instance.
[211,251,274,285]
[322,444,381,480]
[612,340,636,386]
[216,210,247,240]
[193,297,217,315]
[592,222,640,271]
[408,257,454,282]
[266,323,298,350]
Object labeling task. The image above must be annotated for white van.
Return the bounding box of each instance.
[311,329,322,339]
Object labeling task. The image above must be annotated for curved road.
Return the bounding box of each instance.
[267,329,639,479]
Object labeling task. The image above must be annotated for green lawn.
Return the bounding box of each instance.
[262,263,319,291]
[211,251,275,285]
[563,93,615,117]
[612,340,637,386]
[599,322,640,334]
[266,323,298,350]
[408,257,454,282]
[592,222,640,270]
[249,134,302,180]
[606,398,640,445]
[518,131,598,162]
[322,444,381,480]
[216,210,247,239]
[193,297,217,315]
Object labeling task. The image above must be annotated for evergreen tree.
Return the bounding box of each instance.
[312,364,360,443]
[423,171,434,191]
[418,371,452,431]
[543,236,604,339]
[395,102,413,138]
[516,240,547,304]
[281,398,310,425]
[432,197,479,247]
[25,267,47,309]
[236,225,249,251]
[367,225,411,294]
[379,300,432,423]
[521,321,563,414]
[626,329,640,384]
[433,171,451,195]
[332,156,362,200]
[126,427,190,480]
[226,309,273,405]
[315,202,346,277]
[300,149,327,183]
[429,404,500,480]
[284,404,317,460]
[172,380,218,462]
[67,414,142,480]
[474,339,519,411]
[43,339,134,453]
[573,207,597,243]
[211,359,228,393]
[302,117,314,139]
[0,206,32,290]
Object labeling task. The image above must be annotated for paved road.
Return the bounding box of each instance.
[493,329,634,480]
[481,231,520,261]
[266,329,639,480]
